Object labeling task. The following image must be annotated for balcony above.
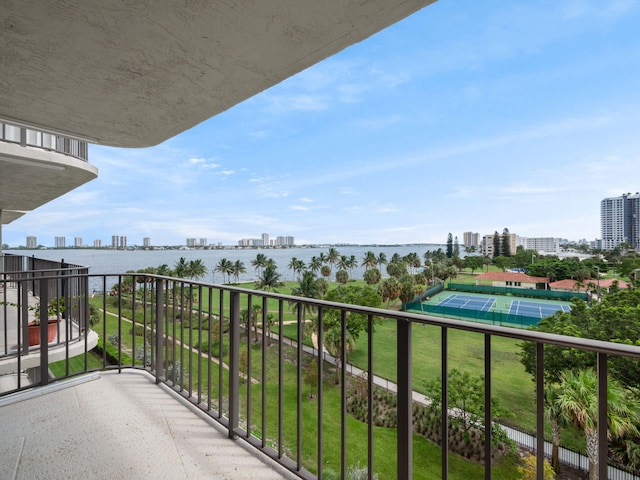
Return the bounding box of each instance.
[0,0,435,148]
[0,123,97,225]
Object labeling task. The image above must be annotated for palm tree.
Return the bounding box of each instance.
[288,257,305,280]
[251,253,269,278]
[377,252,388,271]
[545,385,569,473]
[308,256,322,275]
[174,257,189,278]
[320,265,331,281]
[335,269,349,285]
[337,255,349,272]
[255,263,284,292]
[187,259,207,280]
[556,368,640,480]
[404,252,421,275]
[215,258,234,283]
[289,271,322,327]
[361,251,377,270]
[346,255,357,276]
[363,268,381,285]
[232,260,246,283]
[324,323,356,385]
[326,247,340,272]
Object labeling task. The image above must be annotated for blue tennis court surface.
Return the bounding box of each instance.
[508,300,571,319]
[437,294,495,312]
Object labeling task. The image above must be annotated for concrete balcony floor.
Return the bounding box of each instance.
[0,370,297,480]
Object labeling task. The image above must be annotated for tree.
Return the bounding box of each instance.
[288,257,305,280]
[386,261,407,279]
[231,260,246,283]
[424,369,508,435]
[309,256,322,275]
[519,289,640,388]
[378,277,401,308]
[363,267,381,285]
[501,228,511,257]
[399,275,417,310]
[320,265,332,280]
[361,251,377,270]
[324,323,355,385]
[323,285,382,342]
[463,256,484,274]
[403,252,421,274]
[255,263,284,292]
[335,269,349,285]
[251,253,269,278]
[493,255,513,272]
[326,247,340,277]
[174,257,189,278]
[517,453,555,480]
[215,258,234,283]
[289,270,322,324]
[376,252,388,271]
[446,233,453,259]
[493,231,501,259]
[187,259,207,280]
[557,369,640,480]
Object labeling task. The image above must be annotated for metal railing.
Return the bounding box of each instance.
[0,121,88,161]
[1,270,640,479]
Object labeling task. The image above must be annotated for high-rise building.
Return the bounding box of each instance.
[199,238,207,247]
[262,233,269,247]
[186,238,197,247]
[119,236,127,249]
[276,236,295,246]
[601,193,640,250]
[111,235,119,248]
[74,237,83,247]
[94,239,102,247]
[26,236,37,248]
[143,237,151,248]
[54,236,66,248]
[462,232,480,248]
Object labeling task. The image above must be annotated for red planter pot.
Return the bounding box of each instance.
[27,320,59,346]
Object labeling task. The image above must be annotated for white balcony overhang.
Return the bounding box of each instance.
[0,143,98,224]
[0,0,436,148]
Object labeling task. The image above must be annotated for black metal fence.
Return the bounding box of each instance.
[1,267,640,480]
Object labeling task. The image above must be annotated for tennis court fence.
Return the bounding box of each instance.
[447,283,587,301]
[404,303,541,328]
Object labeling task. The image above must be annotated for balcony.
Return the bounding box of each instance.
[0,122,98,227]
[1,259,640,479]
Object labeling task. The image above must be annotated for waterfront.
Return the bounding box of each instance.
[13,244,448,285]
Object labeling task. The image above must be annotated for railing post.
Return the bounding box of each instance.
[397,318,412,480]
[229,290,240,439]
[597,353,608,480]
[155,279,164,384]
[484,334,492,480]
[39,278,49,385]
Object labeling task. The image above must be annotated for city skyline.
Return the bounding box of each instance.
[4,1,640,246]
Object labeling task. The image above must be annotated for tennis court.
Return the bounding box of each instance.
[508,300,571,319]
[437,294,495,312]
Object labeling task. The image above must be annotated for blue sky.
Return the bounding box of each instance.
[7,0,640,247]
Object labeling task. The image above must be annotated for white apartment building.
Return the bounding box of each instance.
[518,237,560,254]
[601,193,640,250]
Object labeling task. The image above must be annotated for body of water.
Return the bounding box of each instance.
[13,245,448,285]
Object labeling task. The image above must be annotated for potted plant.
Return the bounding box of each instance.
[28,297,64,346]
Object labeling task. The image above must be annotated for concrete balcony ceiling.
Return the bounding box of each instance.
[0,0,435,148]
